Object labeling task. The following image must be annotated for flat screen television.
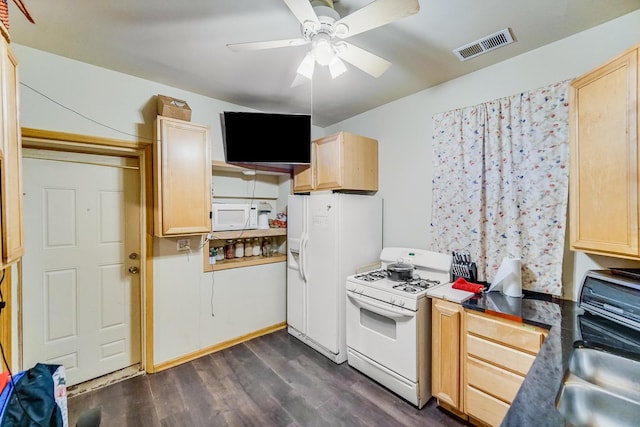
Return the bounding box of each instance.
[221,111,311,170]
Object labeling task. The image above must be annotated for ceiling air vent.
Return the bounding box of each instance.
[453,28,514,61]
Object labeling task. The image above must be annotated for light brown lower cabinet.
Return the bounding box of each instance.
[465,386,510,427]
[463,310,547,427]
[431,298,466,418]
[431,300,548,427]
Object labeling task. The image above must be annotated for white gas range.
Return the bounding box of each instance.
[345,247,452,409]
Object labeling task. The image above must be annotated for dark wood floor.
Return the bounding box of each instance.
[68,329,470,427]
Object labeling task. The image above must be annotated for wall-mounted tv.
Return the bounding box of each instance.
[221,111,311,170]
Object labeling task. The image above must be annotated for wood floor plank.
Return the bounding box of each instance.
[121,375,160,427]
[147,369,188,422]
[244,335,335,409]
[67,330,470,427]
[196,352,275,427]
[221,344,301,426]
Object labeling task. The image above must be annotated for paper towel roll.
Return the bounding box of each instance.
[490,257,523,297]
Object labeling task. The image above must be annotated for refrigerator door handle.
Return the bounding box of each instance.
[300,233,309,283]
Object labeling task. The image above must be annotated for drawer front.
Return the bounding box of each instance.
[466,334,536,376]
[465,385,510,427]
[466,311,544,353]
[466,356,524,403]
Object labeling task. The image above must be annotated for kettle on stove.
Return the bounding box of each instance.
[257,202,272,229]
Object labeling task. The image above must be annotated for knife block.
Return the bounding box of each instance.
[450,262,478,283]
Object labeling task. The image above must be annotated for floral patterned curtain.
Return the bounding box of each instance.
[430,81,570,295]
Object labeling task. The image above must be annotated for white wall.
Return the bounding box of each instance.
[13,44,299,365]
[325,11,640,300]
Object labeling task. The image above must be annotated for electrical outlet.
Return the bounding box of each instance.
[177,239,190,251]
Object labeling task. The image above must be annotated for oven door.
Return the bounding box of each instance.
[346,291,418,381]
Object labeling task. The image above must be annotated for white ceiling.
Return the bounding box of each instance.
[7,0,640,127]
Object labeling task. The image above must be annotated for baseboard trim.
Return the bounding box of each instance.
[152,322,287,372]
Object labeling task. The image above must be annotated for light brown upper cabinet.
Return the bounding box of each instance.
[293,131,378,193]
[0,34,23,266]
[154,116,212,236]
[569,44,639,259]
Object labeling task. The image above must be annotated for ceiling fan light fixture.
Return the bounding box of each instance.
[312,36,335,66]
[328,57,347,79]
[296,51,315,79]
[333,23,349,38]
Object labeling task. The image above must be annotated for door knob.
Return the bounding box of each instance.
[128,266,139,274]
[129,252,138,260]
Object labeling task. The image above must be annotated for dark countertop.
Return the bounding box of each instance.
[462,291,581,427]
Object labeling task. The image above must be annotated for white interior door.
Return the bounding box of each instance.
[22,152,141,386]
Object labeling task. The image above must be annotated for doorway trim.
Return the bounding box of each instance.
[19,127,155,374]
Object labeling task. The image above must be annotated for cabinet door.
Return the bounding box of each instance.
[432,299,463,410]
[293,132,378,193]
[0,43,23,264]
[154,117,211,236]
[570,47,639,257]
[314,133,342,190]
[292,147,314,193]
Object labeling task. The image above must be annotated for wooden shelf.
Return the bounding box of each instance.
[208,228,286,240]
[203,227,287,271]
[212,160,291,176]
[205,254,286,272]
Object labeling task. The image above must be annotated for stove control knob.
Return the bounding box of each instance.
[390,297,396,305]
[398,300,405,307]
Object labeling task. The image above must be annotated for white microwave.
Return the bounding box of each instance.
[212,203,258,231]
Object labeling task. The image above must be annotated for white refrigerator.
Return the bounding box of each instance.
[287,193,383,363]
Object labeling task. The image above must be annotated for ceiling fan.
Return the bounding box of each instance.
[227,0,420,83]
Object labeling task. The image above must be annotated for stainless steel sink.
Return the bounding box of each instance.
[569,347,640,400]
[556,347,640,427]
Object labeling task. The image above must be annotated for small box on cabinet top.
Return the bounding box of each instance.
[156,94,192,121]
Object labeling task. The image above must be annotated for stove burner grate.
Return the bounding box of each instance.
[408,278,441,288]
[354,269,388,282]
[393,278,441,293]
[392,284,422,293]
[353,270,442,294]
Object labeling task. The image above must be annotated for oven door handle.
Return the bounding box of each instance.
[347,293,414,319]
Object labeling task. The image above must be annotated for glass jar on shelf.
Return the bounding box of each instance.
[262,237,272,257]
[270,238,280,256]
[244,238,253,257]
[252,237,261,256]
[215,247,225,261]
[224,239,235,259]
[235,239,244,258]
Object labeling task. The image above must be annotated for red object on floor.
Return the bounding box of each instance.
[0,371,10,393]
[452,277,484,294]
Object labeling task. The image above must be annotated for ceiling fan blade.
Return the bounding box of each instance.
[227,38,308,52]
[336,42,391,78]
[12,0,35,24]
[290,73,309,88]
[334,0,419,38]
[282,0,320,27]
